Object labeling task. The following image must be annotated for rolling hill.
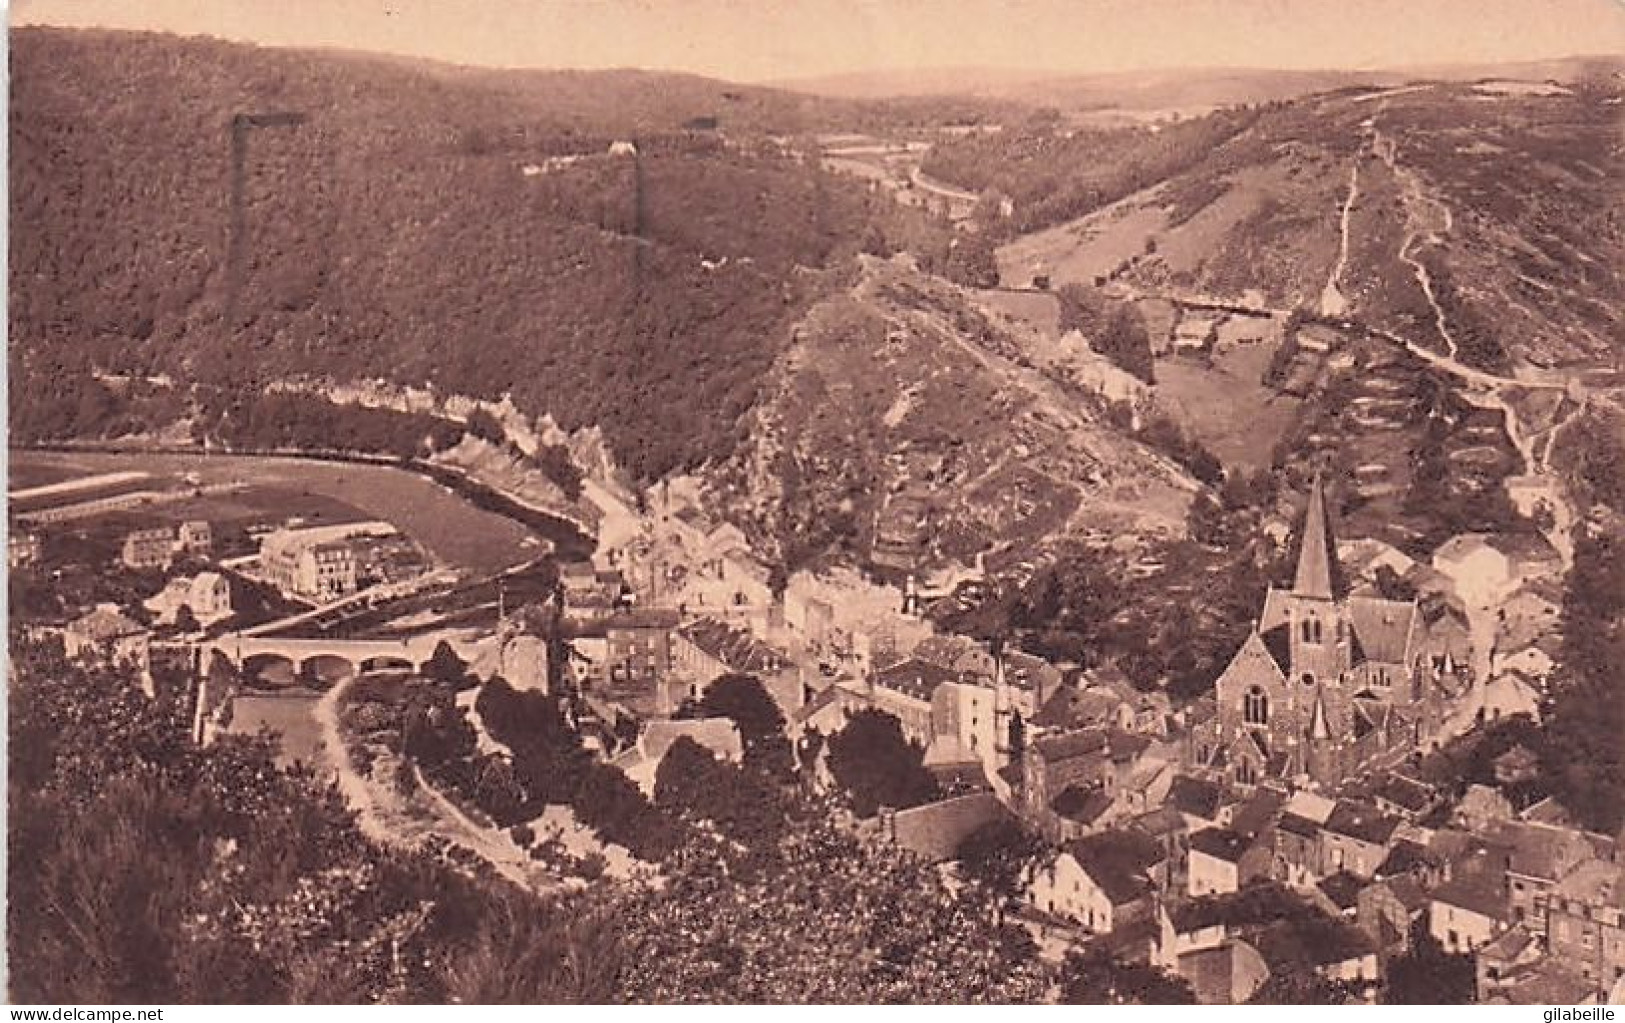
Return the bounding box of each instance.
[7,28,1001,480]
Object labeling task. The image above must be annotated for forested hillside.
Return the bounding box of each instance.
[8,28,970,479]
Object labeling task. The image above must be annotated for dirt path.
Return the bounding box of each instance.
[1320,159,1361,317]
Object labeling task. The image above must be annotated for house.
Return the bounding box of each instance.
[1175,939,1271,1004]
[599,608,680,714]
[1019,728,1154,838]
[1251,910,1380,986]
[64,604,150,664]
[176,519,213,555]
[1430,870,1511,954]
[1475,924,1546,1002]
[609,717,742,796]
[868,656,960,745]
[1316,871,1366,917]
[1432,533,1515,607]
[559,560,625,621]
[1358,875,1430,954]
[1495,641,1556,681]
[121,527,176,570]
[1188,828,1272,897]
[1319,801,1401,878]
[1028,829,1166,934]
[1497,584,1562,652]
[672,617,803,720]
[1372,773,1440,822]
[1488,532,1564,584]
[63,604,152,694]
[9,530,42,568]
[1167,774,1225,833]
[1545,857,1625,996]
[144,571,232,626]
[1481,669,1544,723]
[259,522,391,601]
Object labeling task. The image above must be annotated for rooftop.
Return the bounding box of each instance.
[871,656,961,702]
[1067,829,1165,906]
[1168,775,1223,821]
[1189,827,1258,865]
[1324,800,1401,846]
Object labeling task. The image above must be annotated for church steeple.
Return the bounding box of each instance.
[1292,472,1341,601]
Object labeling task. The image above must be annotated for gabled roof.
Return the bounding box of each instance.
[1284,789,1337,825]
[1318,870,1366,911]
[1431,872,1509,920]
[1190,827,1258,865]
[1052,784,1114,826]
[1066,829,1165,906]
[1372,874,1430,913]
[1168,775,1223,820]
[871,656,959,702]
[678,617,790,675]
[1221,628,1289,688]
[1374,839,1438,879]
[68,605,147,642]
[1032,728,1109,762]
[1348,596,1418,665]
[1229,788,1288,840]
[1324,801,1401,846]
[1375,773,1437,815]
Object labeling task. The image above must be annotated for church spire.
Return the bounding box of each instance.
[1293,472,1341,600]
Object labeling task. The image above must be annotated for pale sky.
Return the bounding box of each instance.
[11,0,1625,82]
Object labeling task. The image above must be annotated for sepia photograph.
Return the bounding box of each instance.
[5,0,1625,1007]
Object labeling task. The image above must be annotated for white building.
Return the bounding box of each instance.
[1432,533,1515,607]
[144,571,232,626]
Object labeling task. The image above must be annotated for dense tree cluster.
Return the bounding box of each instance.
[1541,522,1625,832]
[7,635,624,1003]
[1056,283,1156,384]
[9,29,956,482]
[919,107,1262,238]
[825,709,941,818]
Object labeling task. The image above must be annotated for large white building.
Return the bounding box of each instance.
[259,521,394,601]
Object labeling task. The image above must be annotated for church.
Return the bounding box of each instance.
[1193,475,1470,789]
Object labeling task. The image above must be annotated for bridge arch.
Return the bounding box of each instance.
[360,654,415,675]
[242,652,297,690]
[298,653,357,689]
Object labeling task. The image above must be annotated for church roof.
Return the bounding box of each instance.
[1221,629,1288,689]
[1348,596,1418,665]
[1292,473,1343,600]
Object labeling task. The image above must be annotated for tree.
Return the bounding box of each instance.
[955,818,1045,910]
[1060,949,1195,1005]
[825,710,940,818]
[615,815,1049,1003]
[654,736,790,853]
[693,673,794,779]
[172,603,200,634]
[423,640,473,691]
[1385,919,1475,1004]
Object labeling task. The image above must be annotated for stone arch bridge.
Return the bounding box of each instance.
[205,629,497,686]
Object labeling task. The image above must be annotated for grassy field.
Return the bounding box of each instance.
[1153,343,1304,471]
[6,460,86,490]
[10,450,544,575]
[226,690,325,769]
